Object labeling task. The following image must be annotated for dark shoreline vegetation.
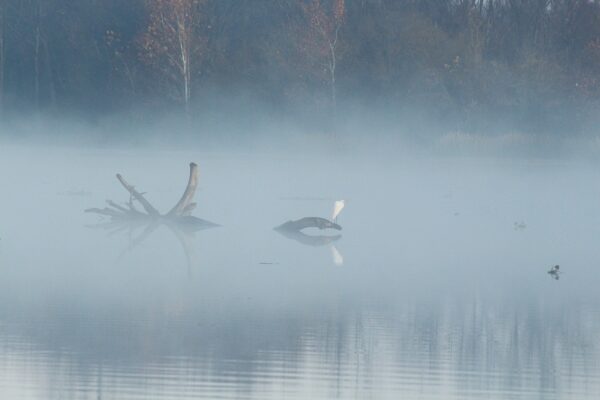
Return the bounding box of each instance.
[0,0,599,145]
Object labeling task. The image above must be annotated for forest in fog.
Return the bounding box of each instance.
[1,0,600,137]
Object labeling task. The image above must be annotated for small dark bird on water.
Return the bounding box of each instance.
[548,265,560,280]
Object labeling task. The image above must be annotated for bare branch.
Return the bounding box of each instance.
[116,173,160,216]
[107,200,146,217]
[167,162,199,216]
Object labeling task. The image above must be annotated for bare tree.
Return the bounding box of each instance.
[33,0,41,109]
[106,29,140,98]
[300,0,345,115]
[139,0,207,113]
[0,1,5,114]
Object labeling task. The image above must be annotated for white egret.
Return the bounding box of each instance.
[331,200,345,223]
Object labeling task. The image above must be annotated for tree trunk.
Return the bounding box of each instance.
[34,4,41,110]
[43,38,56,107]
[329,24,341,135]
[183,65,190,114]
[275,217,341,232]
[178,16,191,115]
[330,43,336,113]
[0,4,4,115]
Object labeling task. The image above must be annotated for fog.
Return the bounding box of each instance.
[1,138,600,399]
[3,0,600,396]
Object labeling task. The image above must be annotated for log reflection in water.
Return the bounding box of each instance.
[85,162,218,271]
[274,217,344,265]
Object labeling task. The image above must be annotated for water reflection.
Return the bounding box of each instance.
[1,296,599,399]
[3,149,600,399]
[89,218,215,273]
[274,226,341,246]
[548,265,561,280]
[274,217,344,266]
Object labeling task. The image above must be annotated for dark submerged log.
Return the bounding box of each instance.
[274,217,342,247]
[275,217,341,232]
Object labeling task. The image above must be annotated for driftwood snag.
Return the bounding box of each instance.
[168,163,199,217]
[86,162,217,231]
[86,162,217,274]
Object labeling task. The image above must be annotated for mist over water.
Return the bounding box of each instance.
[2,0,600,396]
[1,143,599,399]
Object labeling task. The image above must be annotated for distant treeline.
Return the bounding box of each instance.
[0,0,599,134]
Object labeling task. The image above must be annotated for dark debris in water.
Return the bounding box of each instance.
[514,221,527,231]
[548,265,561,280]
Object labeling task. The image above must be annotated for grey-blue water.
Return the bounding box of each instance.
[1,145,600,399]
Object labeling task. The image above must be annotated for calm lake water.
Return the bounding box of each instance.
[1,145,600,399]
